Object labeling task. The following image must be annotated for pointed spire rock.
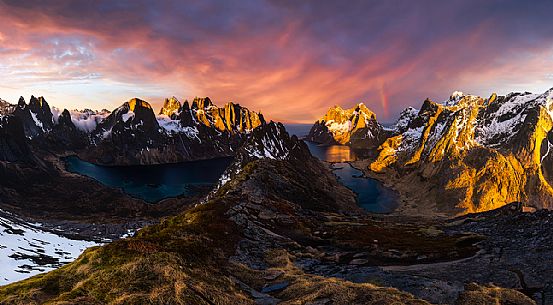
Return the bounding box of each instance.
[58,109,74,128]
[17,96,26,108]
[159,96,181,116]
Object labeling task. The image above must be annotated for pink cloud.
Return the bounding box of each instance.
[0,1,552,123]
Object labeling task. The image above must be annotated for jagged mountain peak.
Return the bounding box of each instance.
[214,121,311,190]
[159,96,181,116]
[191,97,213,109]
[58,109,74,128]
[176,98,265,133]
[308,102,385,147]
[12,95,54,137]
[322,103,376,122]
[241,121,309,161]
[93,98,160,138]
[126,98,153,112]
[393,106,419,133]
[17,96,25,108]
[117,98,157,126]
[82,96,265,165]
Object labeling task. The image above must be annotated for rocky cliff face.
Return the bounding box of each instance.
[0,115,34,163]
[161,97,265,133]
[367,88,553,215]
[307,103,388,149]
[158,96,181,116]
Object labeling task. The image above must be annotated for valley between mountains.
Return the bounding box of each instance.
[1,90,553,304]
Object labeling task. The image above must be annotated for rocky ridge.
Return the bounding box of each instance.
[0,95,265,165]
[368,89,553,215]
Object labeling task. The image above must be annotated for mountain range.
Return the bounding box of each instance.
[308,88,553,216]
[0,95,264,166]
[1,91,552,304]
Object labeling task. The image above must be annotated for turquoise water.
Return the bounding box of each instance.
[64,156,233,203]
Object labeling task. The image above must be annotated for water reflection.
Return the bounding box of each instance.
[304,141,358,162]
[303,140,398,213]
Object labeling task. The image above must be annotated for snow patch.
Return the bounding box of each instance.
[29,111,44,131]
[475,92,541,147]
[0,211,99,285]
[444,91,465,106]
[325,120,352,133]
[122,111,135,123]
[156,115,201,140]
[394,107,418,132]
[398,126,424,152]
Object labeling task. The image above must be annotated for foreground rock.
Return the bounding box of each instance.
[302,202,550,304]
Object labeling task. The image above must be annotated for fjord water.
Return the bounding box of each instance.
[332,162,398,213]
[305,142,398,213]
[286,124,398,213]
[65,156,233,202]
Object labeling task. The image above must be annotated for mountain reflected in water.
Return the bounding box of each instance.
[304,141,358,162]
[302,140,398,213]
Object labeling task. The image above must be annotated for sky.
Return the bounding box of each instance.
[1,0,553,123]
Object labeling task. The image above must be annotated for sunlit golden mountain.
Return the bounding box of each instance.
[312,88,553,215]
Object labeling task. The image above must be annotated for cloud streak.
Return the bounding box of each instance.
[0,0,553,122]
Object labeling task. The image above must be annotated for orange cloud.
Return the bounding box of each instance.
[0,1,552,124]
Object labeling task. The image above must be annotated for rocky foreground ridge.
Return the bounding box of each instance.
[0,122,540,305]
[311,88,553,215]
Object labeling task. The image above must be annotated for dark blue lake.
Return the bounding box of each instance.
[64,156,233,203]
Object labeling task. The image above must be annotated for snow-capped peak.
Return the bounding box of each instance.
[393,106,419,133]
[444,91,465,106]
[451,91,464,98]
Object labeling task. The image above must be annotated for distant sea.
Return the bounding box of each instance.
[284,123,312,139]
